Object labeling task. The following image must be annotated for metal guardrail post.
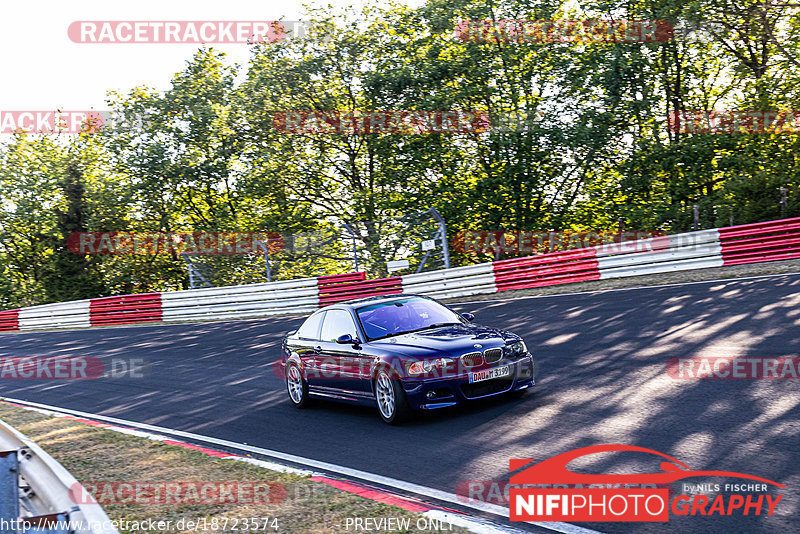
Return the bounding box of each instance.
[0,420,118,534]
[21,512,69,534]
[0,450,20,533]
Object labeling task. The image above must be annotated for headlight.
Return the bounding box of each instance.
[423,359,439,372]
[408,358,455,376]
[505,340,527,357]
[408,361,425,376]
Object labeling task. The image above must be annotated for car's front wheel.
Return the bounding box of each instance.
[374,369,411,424]
[286,363,311,408]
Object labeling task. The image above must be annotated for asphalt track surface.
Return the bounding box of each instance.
[1,273,800,534]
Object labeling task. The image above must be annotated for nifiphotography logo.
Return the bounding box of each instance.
[509,444,784,522]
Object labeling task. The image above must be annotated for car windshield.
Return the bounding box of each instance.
[356,297,463,340]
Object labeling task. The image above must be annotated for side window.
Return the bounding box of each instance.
[297,311,325,340]
[320,309,358,342]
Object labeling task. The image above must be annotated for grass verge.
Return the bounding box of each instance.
[0,404,469,534]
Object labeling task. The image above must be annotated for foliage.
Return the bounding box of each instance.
[1,0,799,306]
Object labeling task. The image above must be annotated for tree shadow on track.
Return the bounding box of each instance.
[445,275,800,534]
[1,276,800,534]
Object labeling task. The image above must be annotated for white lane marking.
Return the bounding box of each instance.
[2,397,602,534]
[459,271,800,306]
[224,455,315,477]
[423,510,521,533]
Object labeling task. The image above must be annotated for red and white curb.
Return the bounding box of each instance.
[0,398,590,534]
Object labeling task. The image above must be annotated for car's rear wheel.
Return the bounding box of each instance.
[374,369,410,424]
[286,363,311,408]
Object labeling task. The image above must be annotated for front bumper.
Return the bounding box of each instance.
[401,354,535,410]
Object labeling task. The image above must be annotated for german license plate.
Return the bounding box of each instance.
[469,365,510,383]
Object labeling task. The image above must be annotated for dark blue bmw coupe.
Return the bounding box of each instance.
[281,294,534,423]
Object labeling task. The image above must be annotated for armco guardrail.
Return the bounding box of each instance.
[401,263,497,299]
[493,248,600,291]
[595,229,723,278]
[1,216,799,332]
[89,293,162,326]
[0,418,118,534]
[318,272,403,305]
[718,218,800,265]
[160,277,320,322]
[18,301,91,331]
[0,310,19,331]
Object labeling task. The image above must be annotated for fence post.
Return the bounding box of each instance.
[254,239,272,282]
[780,187,788,217]
[693,204,700,231]
[342,222,359,272]
[430,208,450,269]
[182,253,212,289]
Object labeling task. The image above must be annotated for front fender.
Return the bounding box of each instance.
[283,353,303,377]
[369,356,408,383]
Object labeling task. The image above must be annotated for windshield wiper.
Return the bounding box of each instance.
[424,322,461,329]
[370,322,462,341]
[371,329,417,340]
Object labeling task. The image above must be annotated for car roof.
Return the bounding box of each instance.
[330,294,431,309]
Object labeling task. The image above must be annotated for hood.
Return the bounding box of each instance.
[369,323,520,357]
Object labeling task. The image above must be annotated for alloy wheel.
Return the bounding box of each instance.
[287,365,304,404]
[376,372,395,418]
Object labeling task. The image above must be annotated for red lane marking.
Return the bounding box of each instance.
[2,401,30,409]
[0,402,109,427]
[310,476,431,512]
[62,415,111,428]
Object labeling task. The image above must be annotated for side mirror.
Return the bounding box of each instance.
[336,334,355,344]
[461,312,475,322]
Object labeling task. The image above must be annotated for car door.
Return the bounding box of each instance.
[318,308,370,393]
[291,310,326,387]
